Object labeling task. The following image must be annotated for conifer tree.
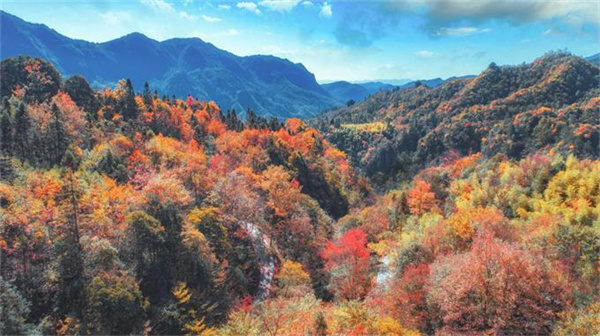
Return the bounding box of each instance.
[115,79,138,120]
[48,102,68,165]
[0,99,12,155]
[13,102,30,161]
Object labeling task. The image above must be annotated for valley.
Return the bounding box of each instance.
[1,8,599,336]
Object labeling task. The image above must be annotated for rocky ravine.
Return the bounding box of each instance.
[240,221,277,301]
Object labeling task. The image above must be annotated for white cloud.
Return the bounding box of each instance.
[237,2,261,14]
[100,11,132,25]
[141,0,175,13]
[215,29,240,37]
[179,11,198,21]
[543,27,566,36]
[319,2,332,18]
[414,50,439,59]
[258,0,301,12]
[301,1,313,7]
[202,14,222,23]
[423,0,598,27]
[218,4,232,10]
[435,27,491,36]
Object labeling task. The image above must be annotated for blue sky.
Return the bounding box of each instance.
[2,0,599,81]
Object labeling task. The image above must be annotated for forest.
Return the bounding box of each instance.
[0,54,599,336]
[312,52,599,188]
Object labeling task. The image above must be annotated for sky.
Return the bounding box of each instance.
[2,0,599,81]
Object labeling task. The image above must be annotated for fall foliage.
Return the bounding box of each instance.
[0,54,598,335]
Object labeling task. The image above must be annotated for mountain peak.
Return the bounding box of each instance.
[121,32,153,41]
[1,12,339,119]
[102,32,159,48]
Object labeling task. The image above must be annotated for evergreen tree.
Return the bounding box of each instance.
[0,277,37,335]
[48,102,68,166]
[56,169,86,320]
[97,149,127,182]
[143,82,153,108]
[0,99,12,155]
[13,103,30,161]
[115,79,138,121]
[64,75,99,120]
[190,113,207,144]
[247,109,258,129]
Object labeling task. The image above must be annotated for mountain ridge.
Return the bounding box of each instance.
[312,52,600,187]
[0,10,339,119]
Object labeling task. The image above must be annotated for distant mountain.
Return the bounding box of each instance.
[323,76,477,104]
[355,79,412,86]
[322,81,396,103]
[322,81,370,104]
[585,53,600,65]
[358,81,396,92]
[398,75,476,90]
[0,11,338,119]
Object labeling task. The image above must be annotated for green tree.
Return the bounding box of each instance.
[96,149,127,182]
[115,78,138,120]
[143,82,153,108]
[13,102,30,161]
[0,277,37,335]
[48,102,68,165]
[0,100,12,155]
[64,75,99,120]
[186,207,231,258]
[86,272,147,334]
[125,210,170,303]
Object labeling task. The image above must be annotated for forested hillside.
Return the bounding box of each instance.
[312,52,599,187]
[1,55,599,336]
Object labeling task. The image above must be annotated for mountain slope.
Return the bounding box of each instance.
[585,53,600,65]
[323,77,477,104]
[322,81,372,103]
[0,11,338,118]
[312,52,600,186]
[322,81,396,103]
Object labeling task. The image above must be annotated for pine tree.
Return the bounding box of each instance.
[190,113,207,144]
[0,277,36,335]
[115,79,138,121]
[143,82,153,108]
[13,103,30,161]
[48,102,68,166]
[0,99,12,155]
[247,109,258,129]
[56,169,86,320]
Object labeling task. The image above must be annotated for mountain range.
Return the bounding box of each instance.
[312,52,600,186]
[321,76,478,104]
[585,53,600,65]
[3,11,597,120]
[0,11,339,119]
[321,81,395,104]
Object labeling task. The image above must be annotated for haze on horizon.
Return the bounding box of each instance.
[2,0,599,81]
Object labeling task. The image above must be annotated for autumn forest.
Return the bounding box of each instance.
[0,42,599,336]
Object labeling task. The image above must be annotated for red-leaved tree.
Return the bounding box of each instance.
[427,233,572,334]
[321,229,371,300]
